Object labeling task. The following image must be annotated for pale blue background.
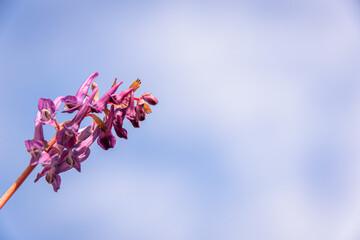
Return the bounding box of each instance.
[1,0,360,239]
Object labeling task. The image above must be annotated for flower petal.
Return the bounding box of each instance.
[75,72,99,103]
[78,148,91,163]
[30,151,50,166]
[126,91,136,120]
[91,82,122,113]
[71,87,98,129]
[61,95,79,112]
[97,132,116,150]
[56,125,77,149]
[136,100,146,121]
[142,93,158,105]
[78,124,94,142]
[110,88,133,105]
[114,125,128,139]
[73,126,100,155]
[52,174,61,192]
[97,105,117,150]
[53,96,64,115]
[34,165,52,182]
[34,111,45,141]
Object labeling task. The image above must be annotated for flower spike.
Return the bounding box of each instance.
[21,73,158,193]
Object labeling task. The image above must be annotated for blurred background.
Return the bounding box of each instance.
[1,0,360,239]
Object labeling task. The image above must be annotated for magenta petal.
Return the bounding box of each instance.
[25,139,48,165]
[24,140,32,151]
[34,112,45,141]
[91,82,122,113]
[113,108,128,138]
[25,139,44,152]
[38,98,56,113]
[97,105,116,150]
[72,158,81,172]
[78,124,94,142]
[97,133,116,150]
[78,148,91,163]
[61,73,98,113]
[136,102,146,121]
[61,104,82,113]
[71,87,98,128]
[52,174,61,192]
[72,148,91,172]
[61,96,79,112]
[37,98,58,125]
[73,127,100,155]
[142,93,158,105]
[39,151,51,164]
[127,117,140,128]
[30,151,50,166]
[75,72,99,102]
[53,96,64,115]
[32,148,59,166]
[56,160,73,174]
[56,126,77,149]
[60,150,81,172]
[126,91,136,120]
[114,125,128,139]
[57,88,96,147]
[35,165,52,182]
[110,87,133,105]
[113,108,126,125]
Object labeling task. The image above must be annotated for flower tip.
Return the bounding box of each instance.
[144,103,152,114]
[112,78,117,87]
[142,93,158,105]
[129,78,141,92]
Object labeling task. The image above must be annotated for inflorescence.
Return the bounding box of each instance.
[24,72,158,192]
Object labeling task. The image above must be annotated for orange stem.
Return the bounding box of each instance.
[0,135,57,210]
[54,119,61,131]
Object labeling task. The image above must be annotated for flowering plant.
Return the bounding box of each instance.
[0,72,158,209]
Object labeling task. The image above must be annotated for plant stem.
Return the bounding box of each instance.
[0,135,57,210]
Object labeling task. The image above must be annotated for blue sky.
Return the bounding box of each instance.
[1,0,360,239]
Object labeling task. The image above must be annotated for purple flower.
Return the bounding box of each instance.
[25,140,50,166]
[77,124,95,142]
[34,149,65,192]
[34,111,45,141]
[113,108,128,139]
[25,110,48,165]
[62,72,98,113]
[56,125,79,149]
[91,82,122,113]
[97,105,116,150]
[142,93,158,105]
[36,96,63,126]
[73,125,101,154]
[56,87,98,148]
[24,72,159,194]
[60,126,100,172]
[109,87,134,105]
[59,148,89,172]
[136,98,146,121]
[126,91,140,128]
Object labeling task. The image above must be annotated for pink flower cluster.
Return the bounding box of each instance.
[24,73,158,192]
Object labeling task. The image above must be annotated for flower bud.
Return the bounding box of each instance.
[142,93,158,105]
